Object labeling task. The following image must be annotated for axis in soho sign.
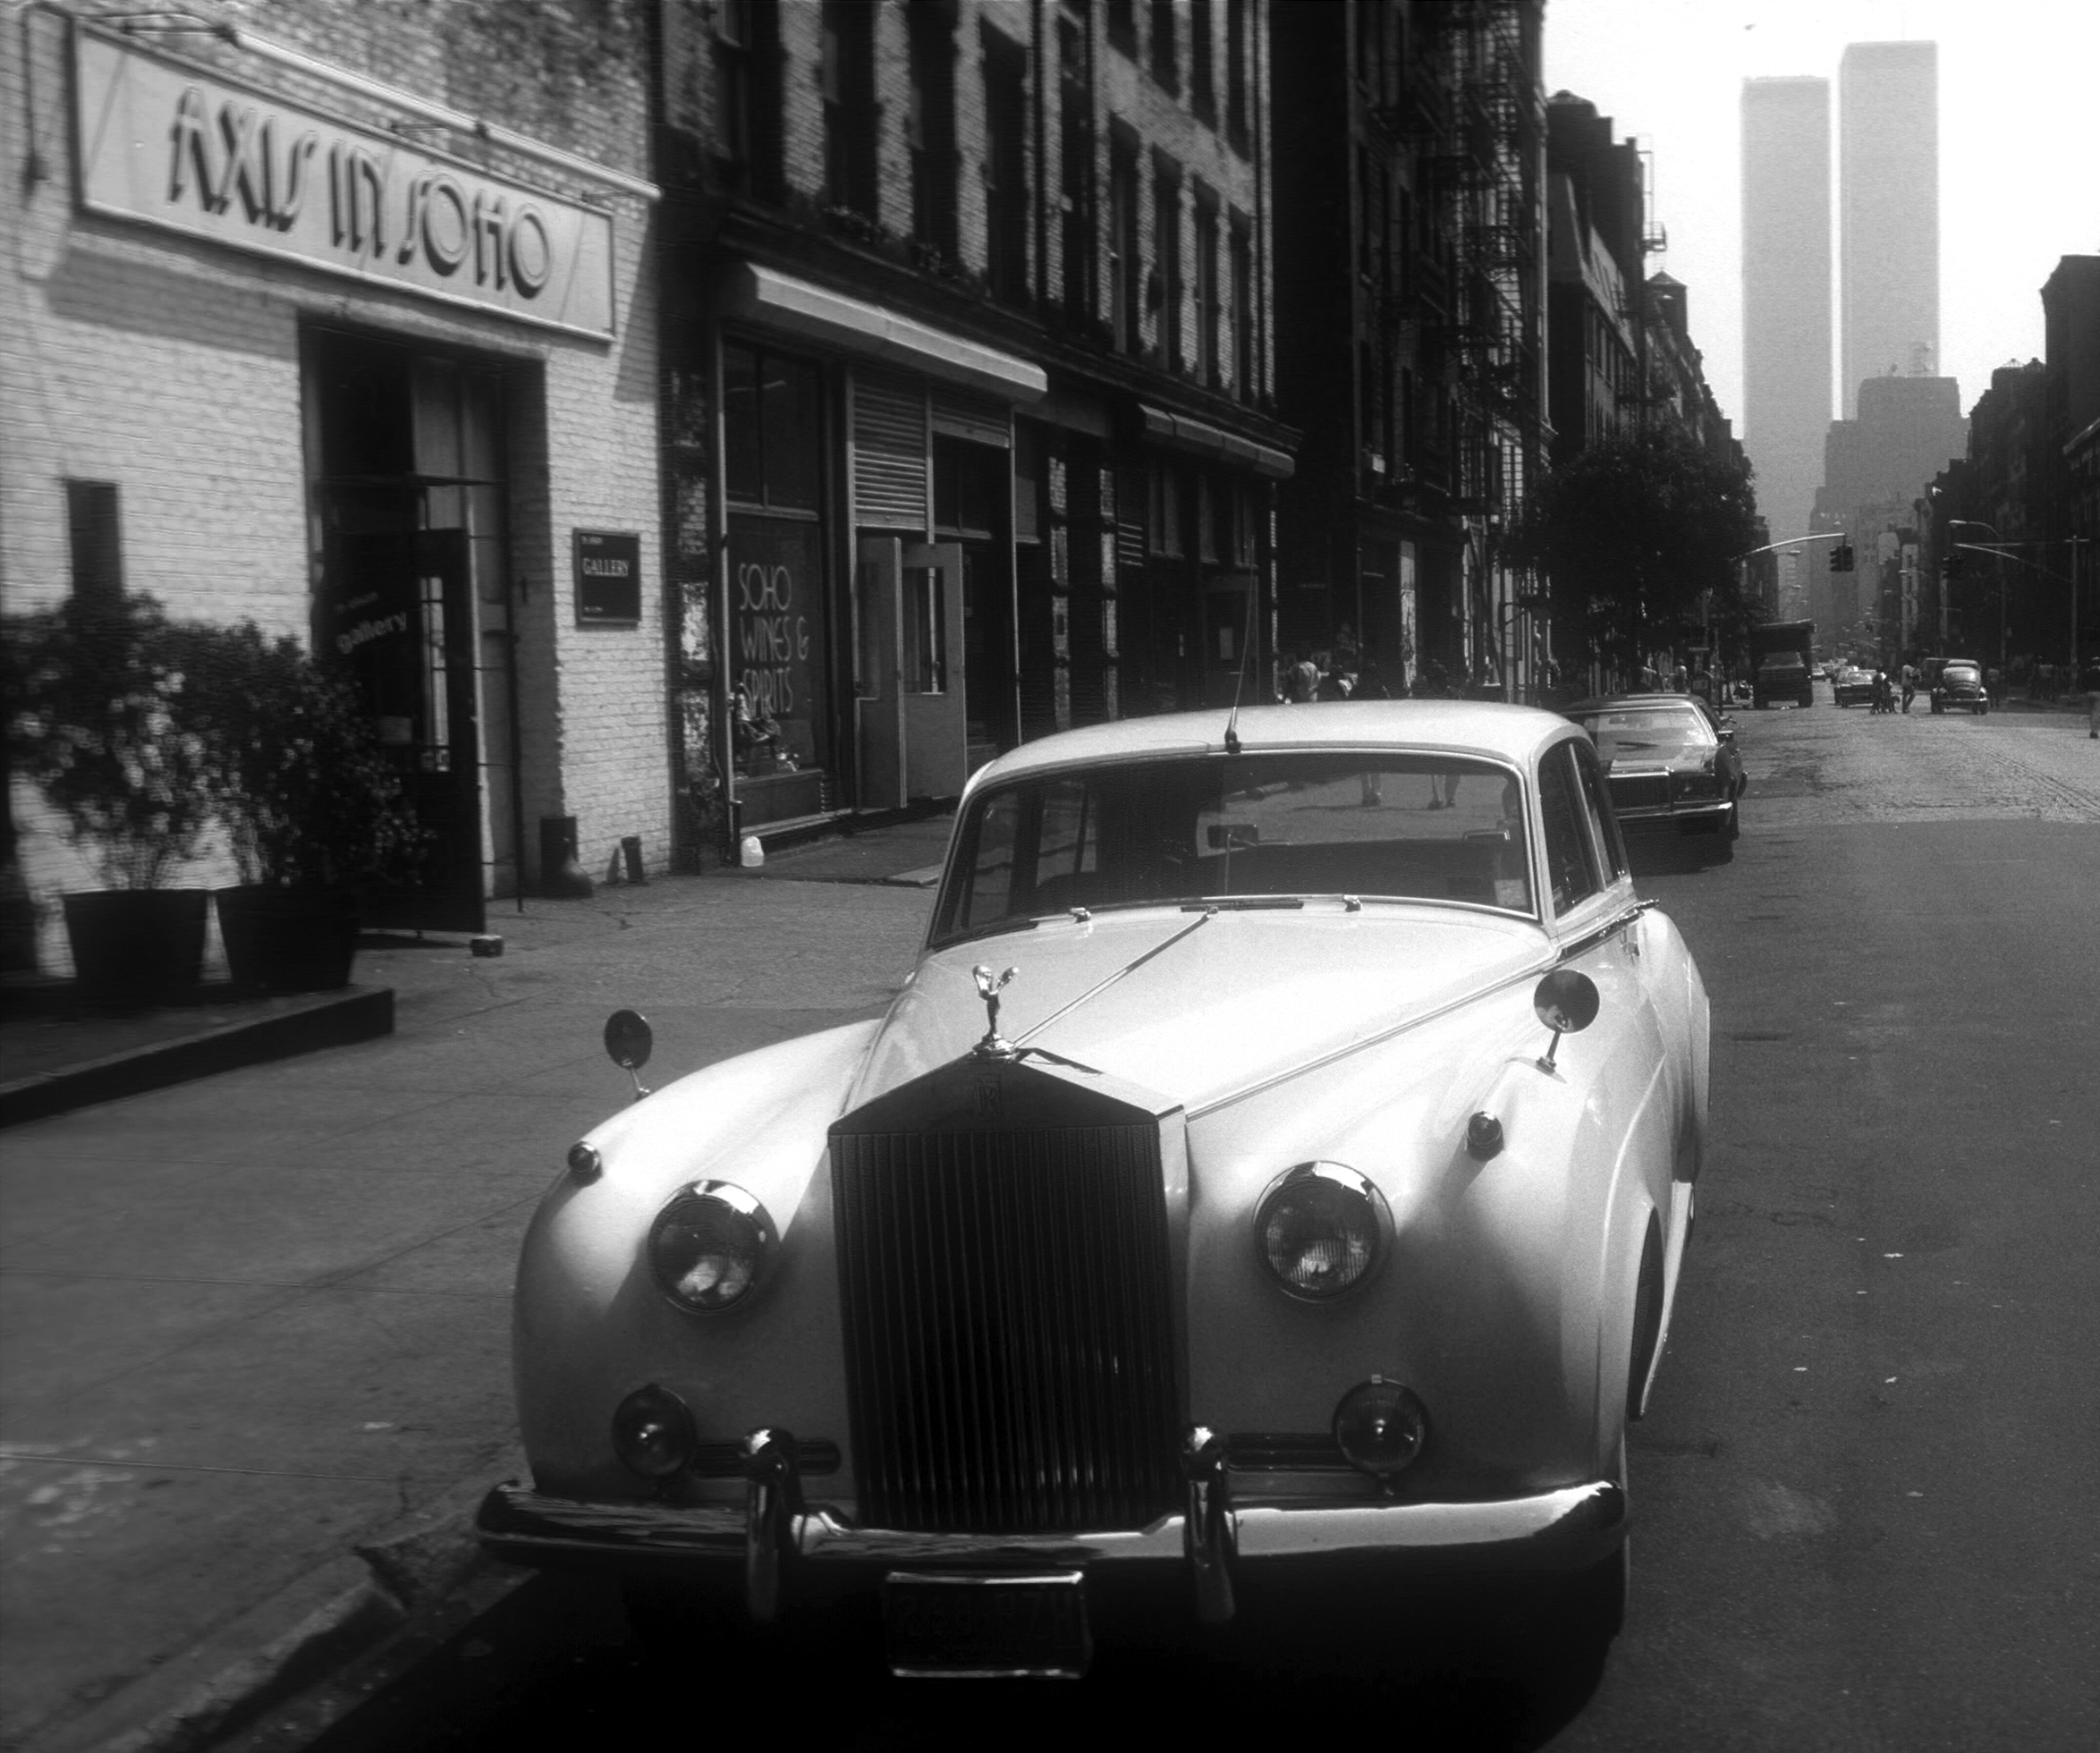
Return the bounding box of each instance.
[72,28,615,340]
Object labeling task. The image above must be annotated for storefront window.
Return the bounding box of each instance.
[724,343,763,505]
[724,340,830,797]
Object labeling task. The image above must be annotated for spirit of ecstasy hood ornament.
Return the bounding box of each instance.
[971,963,1019,1060]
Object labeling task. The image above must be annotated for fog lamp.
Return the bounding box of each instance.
[1254,1163,1391,1300]
[611,1383,697,1479]
[648,1181,777,1314]
[1333,1376,1428,1479]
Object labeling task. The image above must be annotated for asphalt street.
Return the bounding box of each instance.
[21,697,2100,1753]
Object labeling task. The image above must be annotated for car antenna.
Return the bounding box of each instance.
[1223,580,1257,756]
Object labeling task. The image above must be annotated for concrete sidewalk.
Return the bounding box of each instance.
[0,829,943,1752]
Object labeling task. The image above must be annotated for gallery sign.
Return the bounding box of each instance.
[573,530,641,626]
[72,28,615,339]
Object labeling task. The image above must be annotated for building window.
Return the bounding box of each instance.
[716,0,782,199]
[984,29,1029,306]
[1229,210,1253,402]
[1225,0,1249,149]
[1149,0,1177,92]
[1155,158,1181,371]
[1190,0,1215,122]
[1356,143,1374,280]
[1194,191,1220,388]
[1107,0,1136,55]
[1058,13,1093,324]
[64,480,123,606]
[1148,462,1183,556]
[821,1,876,217]
[909,4,959,266]
[1355,0,1381,91]
[1109,136,1141,354]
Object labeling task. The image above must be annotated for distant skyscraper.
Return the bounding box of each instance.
[1840,42,1939,416]
[1741,77,1832,540]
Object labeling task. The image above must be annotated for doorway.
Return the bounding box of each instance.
[302,329,516,932]
[855,536,966,806]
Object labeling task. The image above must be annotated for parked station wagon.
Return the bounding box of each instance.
[478,702,1711,1676]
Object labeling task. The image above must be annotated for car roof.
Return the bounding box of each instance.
[1563,693,1711,715]
[965,700,1579,796]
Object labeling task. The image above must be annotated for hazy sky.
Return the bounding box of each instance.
[1543,0,2100,432]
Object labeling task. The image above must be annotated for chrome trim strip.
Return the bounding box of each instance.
[479,1479,1623,1567]
[1555,899,1658,966]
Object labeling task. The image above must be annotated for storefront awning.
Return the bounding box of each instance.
[1139,404,1295,480]
[720,265,1046,404]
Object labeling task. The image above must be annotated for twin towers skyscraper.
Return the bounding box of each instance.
[1742,43,1939,543]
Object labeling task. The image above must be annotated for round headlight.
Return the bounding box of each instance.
[648,1181,777,1314]
[1253,1163,1392,1300]
[611,1383,697,1479]
[1333,1376,1428,1478]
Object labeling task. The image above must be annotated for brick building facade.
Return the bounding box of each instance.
[655,0,1293,849]
[1271,0,1547,701]
[2,1,665,968]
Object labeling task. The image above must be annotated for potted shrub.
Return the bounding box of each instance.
[2,592,222,1005]
[200,625,430,994]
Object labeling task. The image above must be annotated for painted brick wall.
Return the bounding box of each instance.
[0,2,665,973]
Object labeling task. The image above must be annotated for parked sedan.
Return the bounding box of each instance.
[1833,666,1877,707]
[478,702,1709,1676]
[1565,694,1744,863]
[1932,659,1989,714]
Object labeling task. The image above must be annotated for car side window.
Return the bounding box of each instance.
[1570,738,1627,881]
[1538,743,1600,916]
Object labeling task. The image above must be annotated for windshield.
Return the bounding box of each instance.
[1944,665,1979,681]
[932,752,1534,944]
[1574,706,1717,765]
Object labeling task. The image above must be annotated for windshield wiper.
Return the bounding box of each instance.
[1182,896,1306,911]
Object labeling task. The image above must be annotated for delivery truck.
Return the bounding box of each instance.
[1750,619,1816,708]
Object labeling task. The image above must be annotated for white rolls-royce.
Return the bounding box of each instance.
[478,701,1709,1677]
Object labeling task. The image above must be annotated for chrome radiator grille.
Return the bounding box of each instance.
[831,1121,1181,1534]
[1611,773,1671,810]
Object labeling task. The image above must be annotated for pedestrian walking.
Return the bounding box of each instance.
[1285,646,1319,703]
[2080,654,2100,740]
[1900,660,1917,713]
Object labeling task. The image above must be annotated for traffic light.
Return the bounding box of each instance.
[1829,543,1854,573]
[1943,551,1964,579]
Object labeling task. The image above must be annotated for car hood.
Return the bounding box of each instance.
[848,904,1554,1116]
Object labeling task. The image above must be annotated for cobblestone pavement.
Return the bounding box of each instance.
[1732,690,2100,826]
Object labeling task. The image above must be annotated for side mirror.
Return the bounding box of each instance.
[604,1008,654,1102]
[1532,970,1599,1075]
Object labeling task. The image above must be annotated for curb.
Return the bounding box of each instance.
[0,986,394,1128]
[20,1461,525,1753]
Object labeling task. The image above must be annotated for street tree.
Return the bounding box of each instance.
[1505,425,1763,678]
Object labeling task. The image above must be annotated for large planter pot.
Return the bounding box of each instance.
[215,885,361,995]
[62,889,209,1007]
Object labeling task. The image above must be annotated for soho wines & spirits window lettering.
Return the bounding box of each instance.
[724,343,830,783]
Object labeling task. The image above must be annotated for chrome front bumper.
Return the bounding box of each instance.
[478,1475,1626,1611]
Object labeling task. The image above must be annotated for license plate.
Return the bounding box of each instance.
[881,1570,1091,1678]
